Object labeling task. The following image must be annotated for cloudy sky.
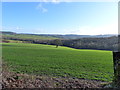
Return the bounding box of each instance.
[2,1,118,35]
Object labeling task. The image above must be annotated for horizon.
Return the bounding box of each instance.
[2,2,118,35]
[1,31,118,36]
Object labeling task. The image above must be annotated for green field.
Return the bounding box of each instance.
[2,43,114,81]
[2,34,58,40]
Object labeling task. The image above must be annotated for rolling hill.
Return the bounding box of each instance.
[2,43,113,82]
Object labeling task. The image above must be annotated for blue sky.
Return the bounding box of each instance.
[2,2,118,35]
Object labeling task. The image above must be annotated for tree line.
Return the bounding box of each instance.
[3,35,118,51]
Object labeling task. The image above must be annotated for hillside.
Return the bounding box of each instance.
[2,43,113,82]
[37,34,117,39]
[2,31,118,51]
[2,34,58,40]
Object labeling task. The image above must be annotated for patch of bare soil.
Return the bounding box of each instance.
[2,62,109,89]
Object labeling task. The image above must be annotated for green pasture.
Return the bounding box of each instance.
[2,34,58,40]
[2,43,114,81]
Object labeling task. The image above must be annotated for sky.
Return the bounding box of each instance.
[2,1,118,35]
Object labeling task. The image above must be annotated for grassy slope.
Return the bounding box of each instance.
[2,43,113,81]
[2,34,58,40]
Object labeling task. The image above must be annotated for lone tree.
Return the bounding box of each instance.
[54,39,62,48]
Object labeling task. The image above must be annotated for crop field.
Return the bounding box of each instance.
[2,43,114,82]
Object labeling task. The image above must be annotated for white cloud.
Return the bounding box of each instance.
[2,26,24,31]
[51,0,60,4]
[41,0,74,3]
[71,23,118,35]
[60,21,118,35]
[15,26,24,30]
[33,28,47,34]
[36,3,48,13]
[35,0,74,13]
[2,0,119,2]
[42,0,49,2]
[0,27,2,31]
[38,0,62,3]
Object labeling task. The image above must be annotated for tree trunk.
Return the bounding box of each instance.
[56,45,58,48]
[113,52,120,87]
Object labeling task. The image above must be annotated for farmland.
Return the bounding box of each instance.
[2,34,58,40]
[2,31,118,51]
[2,43,114,82]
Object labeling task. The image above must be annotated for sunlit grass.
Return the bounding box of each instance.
[2,43,113,81]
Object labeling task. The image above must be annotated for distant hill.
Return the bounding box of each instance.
[0,31,16,35]
[1,31,117,39]
[2,31,118,51]
[2,31,59,40]
[38,34,117,39]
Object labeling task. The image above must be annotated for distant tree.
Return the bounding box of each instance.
[54,39,62,48]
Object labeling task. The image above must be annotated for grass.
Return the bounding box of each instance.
[2,34,58,40]
[6,40,22,42]
[2,43,114,81]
